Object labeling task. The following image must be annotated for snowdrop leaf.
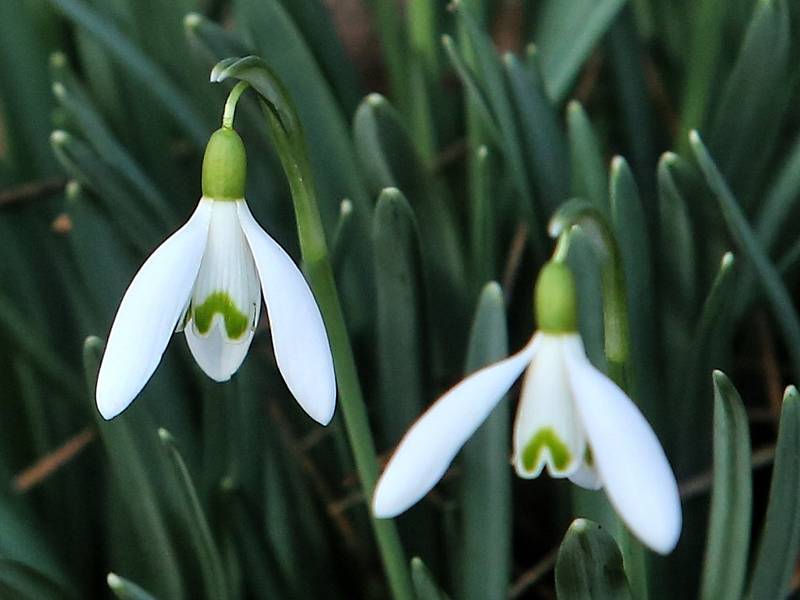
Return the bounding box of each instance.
[107,573,158,600]
[709,0,791,206]
[159,429,229,600]
[411,557,450,600]
[47,0,208,146]
[567,101,609,215]
[691,131,800,383]
[459,282,511,600]
[699,371,752,600]
[373,188,426,443]
[533,0,627,101]
[555,518,632,600]
[746,386,800,600]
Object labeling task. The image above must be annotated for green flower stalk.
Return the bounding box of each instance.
[95,81,336,425]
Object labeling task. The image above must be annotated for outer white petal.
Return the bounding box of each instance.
[372,335,541,518]
[512,334,585,479]
[236,202,336,425]
[566,351,682,554]
[96,199,213,419]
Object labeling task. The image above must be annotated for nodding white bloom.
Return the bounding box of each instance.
[96,127,336,424]
[373,261,681,555]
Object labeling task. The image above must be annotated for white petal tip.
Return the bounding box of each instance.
[371,485,406,519]
[95,394,126,421]
[639,507,682,555]
[307,398,335,426]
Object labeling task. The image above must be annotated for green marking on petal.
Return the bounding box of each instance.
[522,427,572,472]
[193,292,249,339]
[584,444,594,467]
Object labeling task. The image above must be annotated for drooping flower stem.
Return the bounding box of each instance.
[222,81,249,130]
[549,201,630,388]
[549,201,648,599]
[212,57,414,600]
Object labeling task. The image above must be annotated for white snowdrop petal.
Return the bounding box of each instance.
[185,315,256,382]
[96,199,213,419]
[372,335,541,518]
[185,200,260,381]
[512,334,585,479]
[566,351,682,554]
[568,461,603,490]
[236,202,336,425]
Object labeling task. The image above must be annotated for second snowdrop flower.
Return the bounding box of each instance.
[96,85,335,425]
[373,261,681,555]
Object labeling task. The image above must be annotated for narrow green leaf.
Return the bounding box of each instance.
[609,157,659,421]
[708,0,791,206]
[450,6,543,246]
[504,49,570,212]
[50,130,162,254]
[49,53,174,225]
[533,0,627,101]
[159,428,229,600]
[699,371,752,600]
[607,9,655,193]
[746,386,800,600]
[469,146,495,286]
[82,337,186,600]
[411,557,450,600]
[674,252,736,473]
[459,282,511,600]
[46,0,208,146]
[677,0,726,147]
[691,131,800,382]
[555,518,632,600]
[273,0,363,113]
[567,101,609,215]
[0,559,78,600]
[218,481,288,599]
[441,35,500,143]
[373,188,427,443]
[0,0,59,177]
[233,0,369,222]
[657,153,697,322]
[754,131,800,252]
[107,573,158,600]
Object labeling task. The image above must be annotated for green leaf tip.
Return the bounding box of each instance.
[183,12,202,31]
[50,130,69,146]
[157,428,173,444]
[107,573,122,589]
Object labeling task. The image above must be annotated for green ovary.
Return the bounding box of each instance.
[192,292,249,340]
[522,427,572,472]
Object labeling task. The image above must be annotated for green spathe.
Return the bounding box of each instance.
[522,427,572,472]
[535,261,578,333]
[202,127,247,199]
[193,291,250,339]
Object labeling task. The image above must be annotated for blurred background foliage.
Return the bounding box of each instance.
[1,0,800,598]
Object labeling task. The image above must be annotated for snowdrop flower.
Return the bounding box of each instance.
[373,261,681,554]
[96,126,336,424]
